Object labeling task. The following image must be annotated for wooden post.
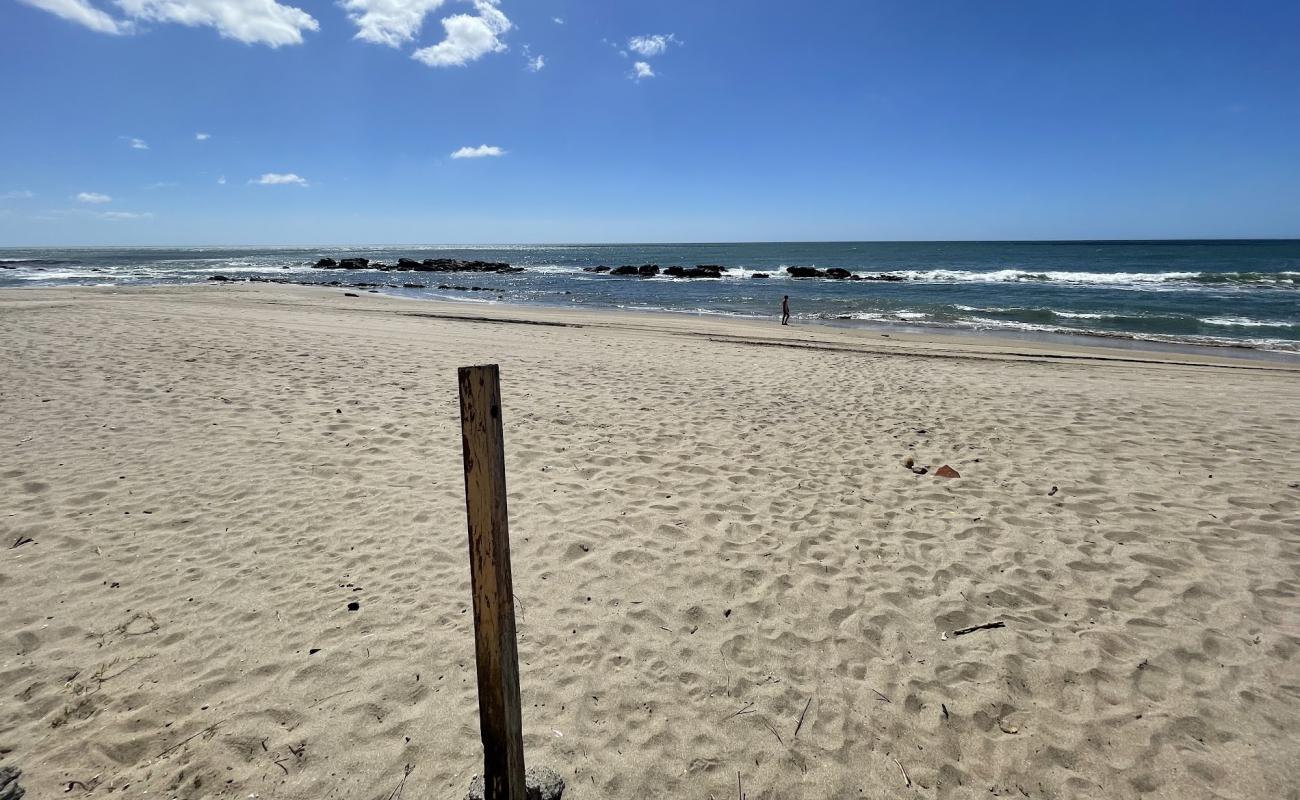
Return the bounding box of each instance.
[458,364,526,800]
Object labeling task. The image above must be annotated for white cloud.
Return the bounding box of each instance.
[627,33,677,57]
[551,16,562,24]
[253,172,309,186]
[1,190,35,200]
[217,175,227,185]
[129,137,149,150]
[16,0,129,34]
[77,191,113,203]
[113,0,318,46]
[521,44,542,72]
[412,0,510,67]
[342,0,447,47]
[146,181,179,189]
[99,210,152,220]
[632,61,654,80]
[195,132,211,140]
[450,144,504,159]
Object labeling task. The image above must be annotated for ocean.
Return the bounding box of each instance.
[2,240,1297,355]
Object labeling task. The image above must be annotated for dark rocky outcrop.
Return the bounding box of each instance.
[312,256,521,273]
[786,266,825,278]
[862,273,906,282]
[583,265,610,273]
[825,268,852,279]
[661,264,725,278]
[413,258,521,274]
[437,284,503,292]
[611,264,661,276]
[751,272,769,279]
[207,274,230,281]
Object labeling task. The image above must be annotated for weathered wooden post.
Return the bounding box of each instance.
[458,364,526,800]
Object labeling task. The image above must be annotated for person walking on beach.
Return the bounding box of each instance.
[781,295,791,325]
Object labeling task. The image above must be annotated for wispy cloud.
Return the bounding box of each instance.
[627,33,678,57]
[552,16,562,25]
[16,0,129,34]
[217,175,227,185]
[412,0,510,67]
[0,190,35,201]
[522,44,543,72]
[99,210,153,220]
[76,191,112,203]
[21,0,317,46]
[632,61,654,80]
[128,137,149,150]
[450,144,504,159]
[146,181,179,189]
[343,0,447,47]
[252,172,309,186]
[195,132,211,141]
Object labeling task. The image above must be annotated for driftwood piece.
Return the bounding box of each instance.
[952,621,1006,636]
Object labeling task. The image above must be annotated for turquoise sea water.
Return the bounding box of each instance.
[2,240,1297,354]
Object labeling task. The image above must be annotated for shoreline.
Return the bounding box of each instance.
[15,281,1298,370]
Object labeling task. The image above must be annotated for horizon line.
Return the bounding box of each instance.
[3,237,1300,249]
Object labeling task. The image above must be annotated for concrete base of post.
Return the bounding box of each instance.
[465,766,564,800]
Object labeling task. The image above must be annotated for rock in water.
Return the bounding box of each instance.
[466,767,564,800]
[935,465,961,478]
[0,766,25,800]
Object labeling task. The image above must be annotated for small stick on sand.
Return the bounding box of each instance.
[870,688,890,703]
[384,764,414,800]
[723,701,755,721]
[952,621,1006,636]
[760,716,784,745]
[793,697,812,738]
[892,757,911,788]
[155,720,225,759]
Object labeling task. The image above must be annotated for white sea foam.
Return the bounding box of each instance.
[1200,316,1294,328]
[887,269,1203,285]
[1053,310,1125,319]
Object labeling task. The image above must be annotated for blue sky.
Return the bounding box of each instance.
[2,0,1298,245]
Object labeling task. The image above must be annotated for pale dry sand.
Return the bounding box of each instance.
[1,284,1298,800]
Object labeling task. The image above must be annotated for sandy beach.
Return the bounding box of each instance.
[1,283,1297,799]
